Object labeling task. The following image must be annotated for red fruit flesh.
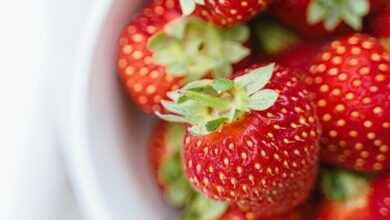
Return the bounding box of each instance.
[117,0,184,114]
[306,34,390,172]
[183,64,320,217]
[193,0,270,27]
[369,4,390,38]
[369,175,390,219]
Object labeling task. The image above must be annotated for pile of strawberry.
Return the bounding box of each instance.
[117,0,390,219]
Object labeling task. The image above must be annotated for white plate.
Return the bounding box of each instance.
[64,1,174,219]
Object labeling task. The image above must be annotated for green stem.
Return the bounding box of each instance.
[184,90,230,110]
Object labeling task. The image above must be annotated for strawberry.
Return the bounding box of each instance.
[149,121,229,219]
[157,64,320,217]
[306,33,390,172]
[274,42,325,73]
[117,0,250,114]
[316,169,390,220]
[149,121,300,220]
[270,0,386,38]
[149,121,197,207]
[180,0,271,27]
[218,205,301,220]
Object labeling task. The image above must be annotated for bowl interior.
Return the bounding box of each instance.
[86,0,174,219]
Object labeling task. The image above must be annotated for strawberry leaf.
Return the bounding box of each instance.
[183,90,230,109]
[148,17,250,82]
[155,112,188,123]
[249,89,279,111]
[349,0,369,15]
[179,0,197,15]
[206,117,228,132]
[307,0,369,31]
[307,1,326,24]
[234,63,275,95]
[165,18,188,39]
[182,195,228,220]
[212,79,234,92]
[223,42,250,63]
[182,79,213,90]
[323,12,341,30]
[157,65,277,135]
[341,9,361,30]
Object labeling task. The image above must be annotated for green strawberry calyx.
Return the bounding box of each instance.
[253,18,300,55]
[179,0,205,15]
[156,64,279,136]
[160,123,196,207]
[307,0,369,31]
[321,169,370,203]
[181,194,228,220]
[148,17,250,82]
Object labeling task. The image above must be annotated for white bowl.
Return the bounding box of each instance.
[65,0,174,219]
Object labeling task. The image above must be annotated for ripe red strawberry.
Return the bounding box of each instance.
[274,42,325,73]
[306,33,390,172]
[117,0,250,114]
[180,0,271,27]
[149,121,301,220]
[157,64,320,217]
[218,205,301,220]
[270,0,386,38]
[316,169,390,220]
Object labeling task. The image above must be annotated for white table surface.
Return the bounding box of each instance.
[0,1,97,219]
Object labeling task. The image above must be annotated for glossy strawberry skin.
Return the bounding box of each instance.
[193,0,270,27]
[117,0,254,114]
[369,175,390,219]
[274,42,325,73]
[368,4,390,38]
[306,34,390,172]
[117,0,184,114]
[219,205,301,220]
[183,64,320,216]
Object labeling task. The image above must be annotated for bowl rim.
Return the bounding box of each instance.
[64,1,114,219]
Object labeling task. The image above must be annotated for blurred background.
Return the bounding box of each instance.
[0,1,92,219]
